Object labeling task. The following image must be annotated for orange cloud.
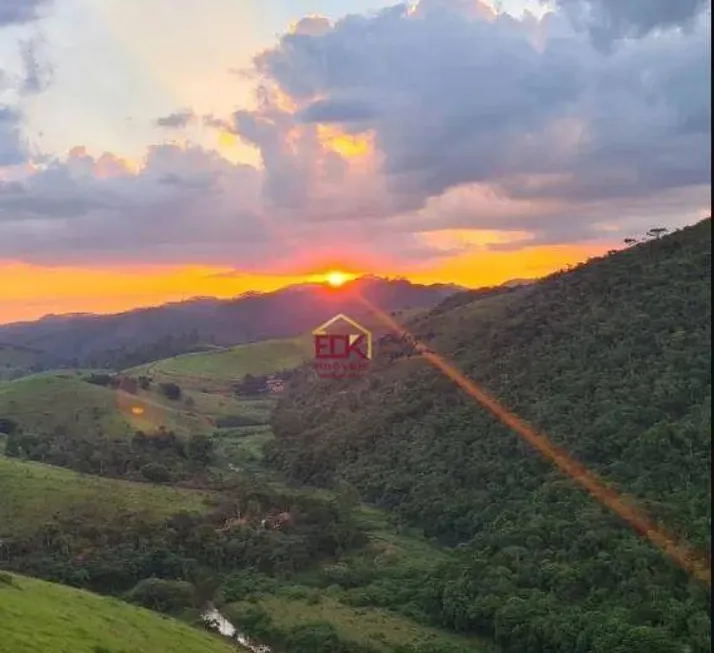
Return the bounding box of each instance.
[317,125,374,159]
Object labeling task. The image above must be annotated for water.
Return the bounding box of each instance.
[202,606,272,652]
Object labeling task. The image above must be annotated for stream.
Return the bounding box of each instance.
[202,605,273,652]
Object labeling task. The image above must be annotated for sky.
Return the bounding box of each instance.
[0,0,710,323]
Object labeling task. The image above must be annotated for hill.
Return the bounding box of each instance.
[0,344,53,381]
[0,277,460,370]
[0,572,234,653]
[266,220,712,652]
[130,334,314,393]
[0,370,250,439]
[0,375,136,440]
[0,457,214,538]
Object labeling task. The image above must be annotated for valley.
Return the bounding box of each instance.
[0,223,711,653]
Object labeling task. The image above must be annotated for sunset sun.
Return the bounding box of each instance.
[325,270,353,288]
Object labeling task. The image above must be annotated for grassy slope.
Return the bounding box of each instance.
[226,595,490,653]
[0,457,214,537]
[130,335,313,392]
[0,345,45,381]
[0,572,234,653]
[0,372,237,438]
[267,220,712,650]
[0,375,134,439]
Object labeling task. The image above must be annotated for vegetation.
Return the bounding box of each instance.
[1,475,367,598]
[0,572,235,653]
[130,335,313,395]
[1,224,710,652]
[0,375,135,440]
[0,344,49,381]
[224,596,488,653]
[267,220,712,653]
[0,457,214,537]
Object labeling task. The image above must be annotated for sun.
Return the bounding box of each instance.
[325,270,353,288]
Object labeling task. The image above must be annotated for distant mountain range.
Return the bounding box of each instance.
[0,276,467,369]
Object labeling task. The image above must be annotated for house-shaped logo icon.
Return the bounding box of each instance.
[312,313,372,361]
[312,313,372,378]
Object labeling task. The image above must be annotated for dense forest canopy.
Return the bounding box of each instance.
[267,219,712,653]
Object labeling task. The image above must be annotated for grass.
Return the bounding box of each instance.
[0,345,46,381]
[0,457,215,537]
[129,335,313,392]
[0,371,264,438]
[214,425,275,471]
[226,595,492,652]
[0,572,236,653]
[0,376,134,439]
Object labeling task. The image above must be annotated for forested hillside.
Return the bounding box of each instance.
[267,219,712,653]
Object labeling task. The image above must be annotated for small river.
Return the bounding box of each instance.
[202,605,273,652]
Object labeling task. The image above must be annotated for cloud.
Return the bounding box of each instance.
[0,0,55,166]
[20,37,53,94]
[203,114,236,133]
[0,0,710,272]
[298,98,378,124]
[246,0,709,209]
[548,0,711,45]
[0,107,25,166]
[0,0,50,26]
[155,110,196,128]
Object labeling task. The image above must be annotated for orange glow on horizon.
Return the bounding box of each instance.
[323,270,356,287]
[0,242,616,324]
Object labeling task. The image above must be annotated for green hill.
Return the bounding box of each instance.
[0,457,214,537]
[0,344,54,381]
[267,220,712,652]
[0,375,135,440]
[0,572,234,653]
[0,372,223,438]
[129,335,314,392]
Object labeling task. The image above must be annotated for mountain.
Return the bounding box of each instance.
[0,276,462,370]
[266,219,712,652]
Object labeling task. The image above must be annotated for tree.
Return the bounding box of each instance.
[86,373,112,387]
[125,578,195,614]
[186,434,214,465]
[159,382,182,400]
[140,462,172,483]
[0,417,18,435]
[234,374,268,395]
[647,227,668,240]
[4,432,20,457]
